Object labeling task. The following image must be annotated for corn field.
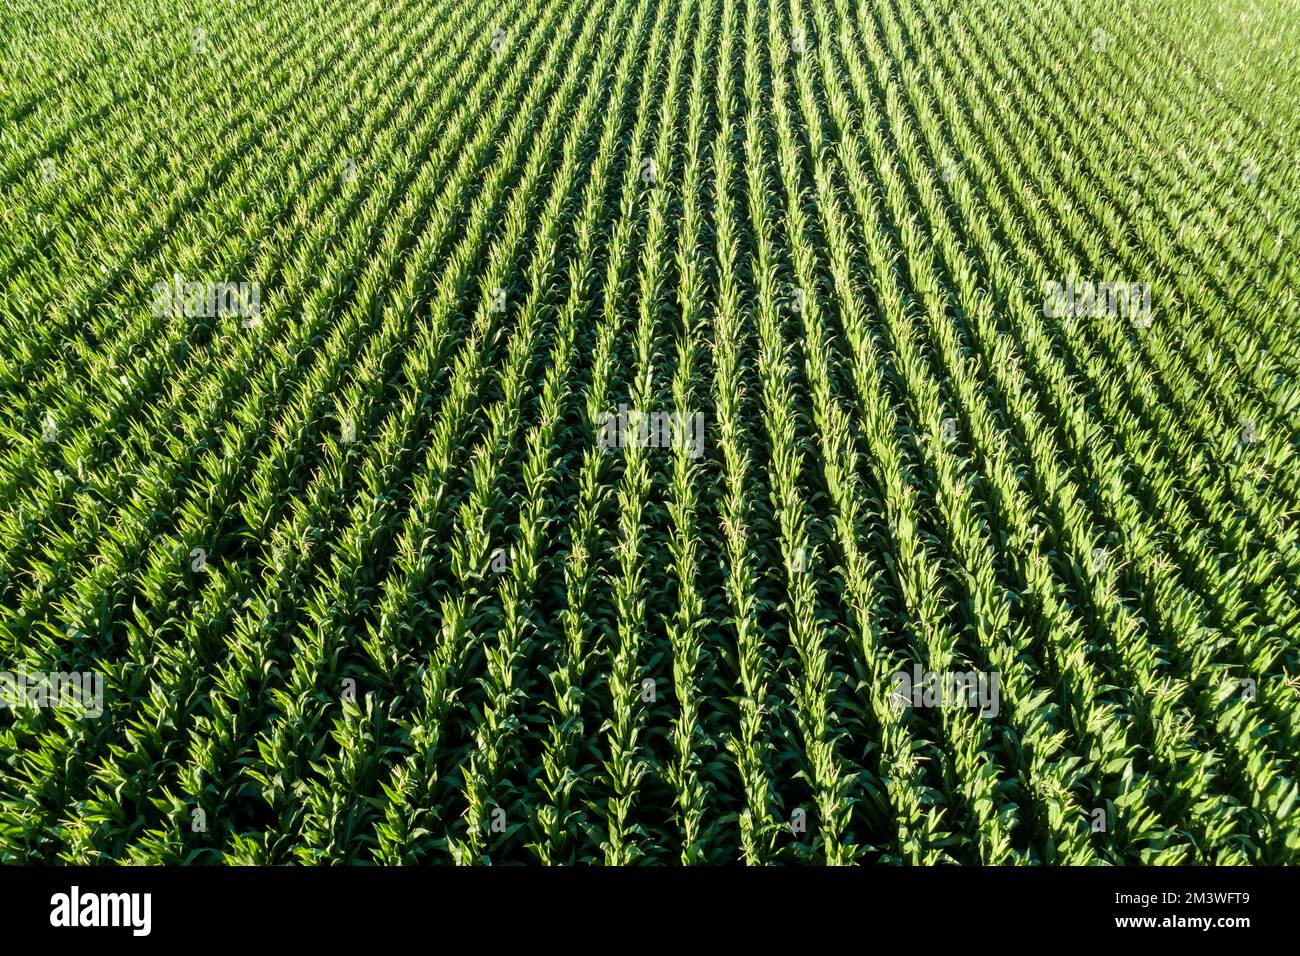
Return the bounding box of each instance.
[0,0,1297,866]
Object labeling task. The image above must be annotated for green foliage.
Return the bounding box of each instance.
[0,0,1296,864]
